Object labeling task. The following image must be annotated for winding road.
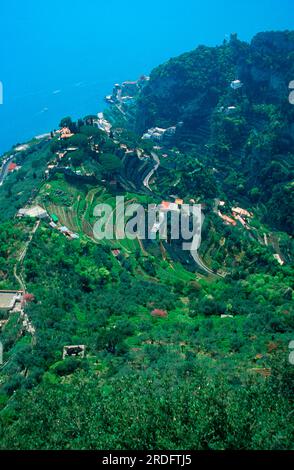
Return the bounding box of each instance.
[142,151,221,276]
[191,249,216,276]
[143,152,160,191]
[0,155,15,186]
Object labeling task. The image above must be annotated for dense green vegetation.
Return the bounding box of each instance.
[136,31,294,234]
[1,359,293,450]
[0,30,293,450]
[0,140,52,219]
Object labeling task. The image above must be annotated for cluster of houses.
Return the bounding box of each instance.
[231,206,253,229]
[93,112,112,134]
[55,127,74,140]
[216,80,243,115]
[118,143,150,161]
[215,199,286,266]
[49,220,80,240]
[17,206,79,240]
[45,146,80,177]
[55,112,112,142]
[217,201,253,229]
[160,198,196,212]
[149,198,192,234]
[105,75,150,105]
[0,290,35,335]
[142,124,178,143]
[48,214,79,240]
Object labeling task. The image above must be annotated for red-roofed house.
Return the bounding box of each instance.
[151,309,168,318]
[8,162,17,172]
[160,201,179,211]
[218,211,237,226]
[232,207,252,218]
[23,293,35,302]
[112,249,121,257]
[60,127,74,139]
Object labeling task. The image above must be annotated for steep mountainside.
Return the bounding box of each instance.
[132,32,294,233]
[0,31,293,450]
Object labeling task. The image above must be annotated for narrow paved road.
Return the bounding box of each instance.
[0,155,15,186]
[142,155,222,276]
[192,249,225,277]
[191,250,216,276]
[187,223,220,276]
[143,152,160,191]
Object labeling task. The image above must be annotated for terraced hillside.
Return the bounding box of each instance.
[0,31,293,450]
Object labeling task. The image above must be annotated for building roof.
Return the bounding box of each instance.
[69,233,79,239]
[60,127,71,134]
[175,198,184,205]
[218,211,237,226]
[273,254,284,266]
[61,133,74,139]
[231,80,243,89]
[15,144,29,151]
[0,291,21,310]
[232,207,252,218]
[160,201,179,211]
[233,214,250,229]
[59,226,70,233]
[8,162,17,171]
[17,205,48,218]
[151,309,168,318]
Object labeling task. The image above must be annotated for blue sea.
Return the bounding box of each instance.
[0,0,293,155]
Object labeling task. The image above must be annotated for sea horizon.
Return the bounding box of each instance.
[1,0,293,155]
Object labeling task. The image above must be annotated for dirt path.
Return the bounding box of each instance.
[13,220,40,337]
